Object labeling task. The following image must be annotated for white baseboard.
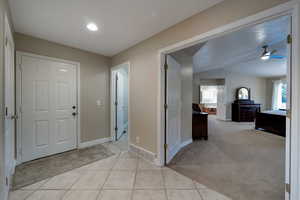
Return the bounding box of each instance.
[79,137,112,149]
[167,142,181,164]
[180,139,193,149]
[3,159,17,200]
[217,118,231,121]
[129,143,156,164]
[167,138,193,164]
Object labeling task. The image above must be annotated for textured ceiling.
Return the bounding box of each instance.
[173,16,289,77]
[193,15,289,77]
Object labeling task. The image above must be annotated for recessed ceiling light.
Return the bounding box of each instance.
[86,23,98,32]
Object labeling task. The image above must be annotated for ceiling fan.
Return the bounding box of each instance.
[260,45,285,60]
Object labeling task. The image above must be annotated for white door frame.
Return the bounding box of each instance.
[3,14,15,200]
[110,62,130,143]
[157,1,300,199]
[16,51,81,164]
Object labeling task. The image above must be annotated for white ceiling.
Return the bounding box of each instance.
[191,16,289,77]
[9,0,223,56]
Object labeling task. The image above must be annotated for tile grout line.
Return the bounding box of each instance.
[14,147,221,200]
[22,177,54,200]
[161,167,170,200]
[58,169,89,200]
[97,151,122,200]
[129,152,140,200]
[195,186,205,200]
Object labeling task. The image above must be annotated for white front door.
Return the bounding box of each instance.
[20,54,78,162]
[166,55,181,163]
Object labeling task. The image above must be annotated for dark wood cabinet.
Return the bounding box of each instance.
[232,100,261,122]
[255,112,286,137]
[192,112,208,140]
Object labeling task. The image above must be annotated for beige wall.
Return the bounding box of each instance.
[225,73,268,119]
[112,0,289,154]
[195,70,268,120]
[15,33,111,143]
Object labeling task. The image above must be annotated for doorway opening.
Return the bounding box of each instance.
[159,7,298,200]
[111,62,130,151]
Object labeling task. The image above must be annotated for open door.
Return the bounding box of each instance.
[3,15,15,199]
[165,55,182,164]
[111,64,129,142]
[115,72,125,140]
[285,16,292,200]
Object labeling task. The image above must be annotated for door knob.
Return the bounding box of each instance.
[72,106,76,109]
[72,112,78,116]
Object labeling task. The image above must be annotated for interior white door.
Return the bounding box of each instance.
[4,17,15,195]
[21,55,77,162]
[166,55,181,163]
[116,72,125,139]
[285,17,292,200]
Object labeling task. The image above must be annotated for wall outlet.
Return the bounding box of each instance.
[136,136,140,144]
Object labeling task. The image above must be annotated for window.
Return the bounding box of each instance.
[272,80,287,110]
[281,83,287,109]
[200,86,218,104]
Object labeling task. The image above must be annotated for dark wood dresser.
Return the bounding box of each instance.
[192,112,208,140]
[232,100,261,122]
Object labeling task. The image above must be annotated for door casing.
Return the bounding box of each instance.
[157,1,300,200]
[16,51,81,164]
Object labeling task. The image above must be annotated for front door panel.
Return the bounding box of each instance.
[21,55,77,162]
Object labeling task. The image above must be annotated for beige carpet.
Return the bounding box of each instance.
[169,115,285,200]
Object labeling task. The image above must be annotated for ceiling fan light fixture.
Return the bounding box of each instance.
[261,45,270,60]
[86,23,98,32]
[261,55,270,60]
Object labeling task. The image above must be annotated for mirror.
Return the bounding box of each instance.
[237,87,250,100]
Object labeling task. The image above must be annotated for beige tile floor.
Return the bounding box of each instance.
[9,145,231,200]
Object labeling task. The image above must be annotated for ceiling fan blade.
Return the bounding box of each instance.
[271,50,277,54]
[270,55,285,59]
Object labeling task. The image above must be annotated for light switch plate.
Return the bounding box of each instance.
[96,100,102,107]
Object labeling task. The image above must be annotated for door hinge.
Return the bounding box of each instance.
[115,127,118,131]
[287,109,291,119]
[115,102,118,106]
[287,34,292,44]
[164,144,168,150]
[285,183,291,193]
[164,63,168,71]
[5,107,8,116]
[164,104,168,110]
